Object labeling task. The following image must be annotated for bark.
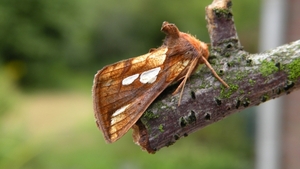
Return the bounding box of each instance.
[132,0,300,153]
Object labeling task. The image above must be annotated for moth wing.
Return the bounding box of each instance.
[92,47,193,143]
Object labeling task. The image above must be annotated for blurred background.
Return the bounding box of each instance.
[0,0,299,168]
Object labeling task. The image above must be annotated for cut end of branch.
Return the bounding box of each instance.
[132,120,156,154]
[205,0,240,49]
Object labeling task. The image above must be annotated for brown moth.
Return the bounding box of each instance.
[92,21,229,143]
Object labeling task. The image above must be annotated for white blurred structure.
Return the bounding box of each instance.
[256,0,287,169]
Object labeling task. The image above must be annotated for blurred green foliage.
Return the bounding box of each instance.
[0,0,259,89]
[0,0,100,88]
[0,69,19,116]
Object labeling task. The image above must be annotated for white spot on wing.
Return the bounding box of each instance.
[122,74,139,85]
[111,104,130,126]
[140,67,161,84]
[112,104,130,117]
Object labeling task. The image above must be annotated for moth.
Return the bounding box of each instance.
[92,21,229,143]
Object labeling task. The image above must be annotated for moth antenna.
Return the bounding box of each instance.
[202,56,229,88]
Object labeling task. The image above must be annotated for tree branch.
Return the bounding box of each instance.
[132,0,300,153]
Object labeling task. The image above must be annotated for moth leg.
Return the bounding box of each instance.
[173,58,199,105]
